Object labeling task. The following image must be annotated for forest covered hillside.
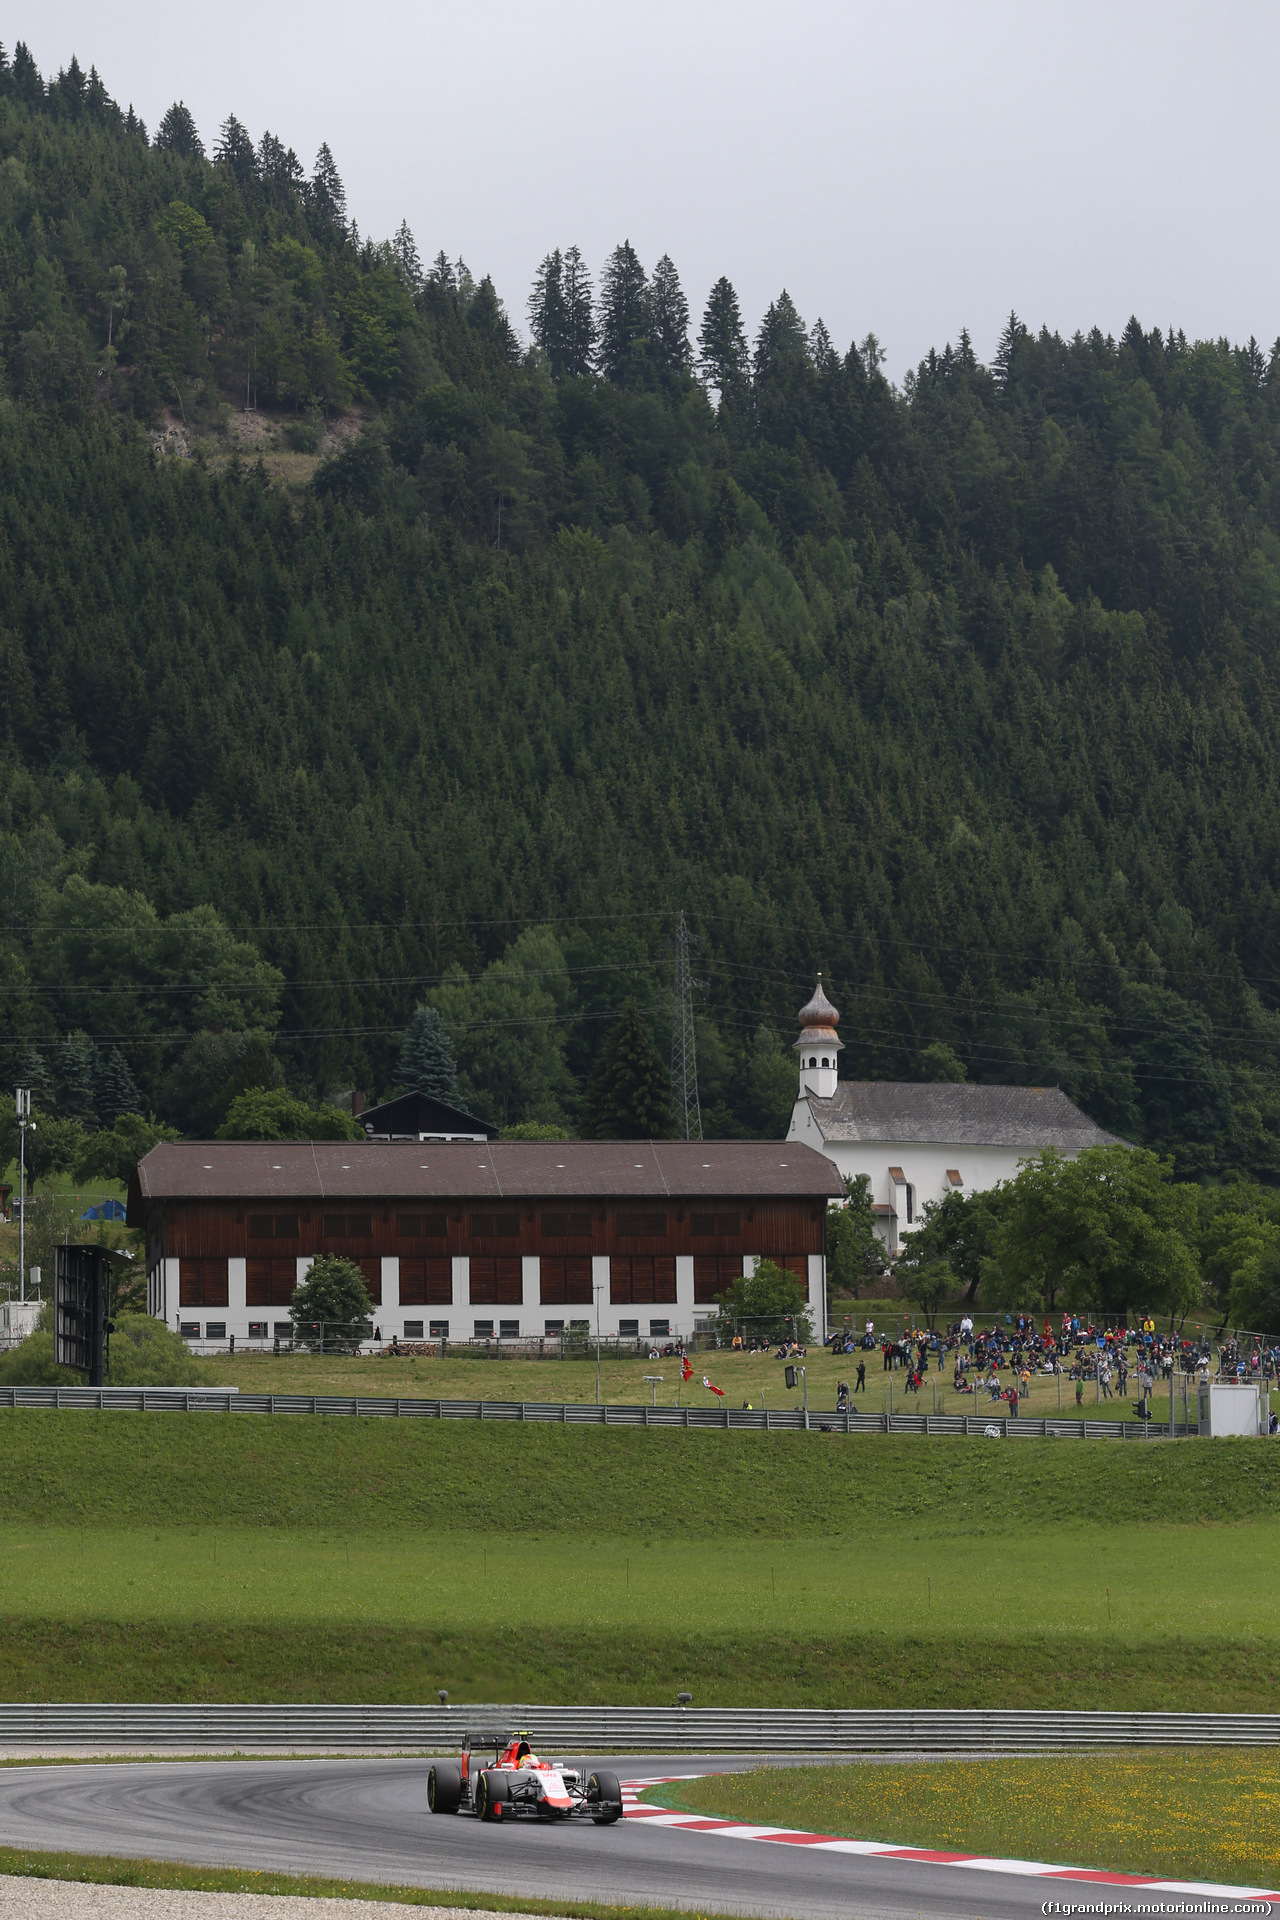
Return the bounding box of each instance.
[3,42,1280,1176]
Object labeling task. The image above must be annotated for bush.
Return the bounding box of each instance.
[216,1087,365,1142]
[0,1309,213,1386]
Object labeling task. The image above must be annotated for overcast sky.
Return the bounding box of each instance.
[21,0,1280,379]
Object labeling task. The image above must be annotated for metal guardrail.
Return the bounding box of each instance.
[0,1705,1277,1750]
[0,1385,1191,1438]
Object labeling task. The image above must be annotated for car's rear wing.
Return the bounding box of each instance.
[462,1728,530,1750]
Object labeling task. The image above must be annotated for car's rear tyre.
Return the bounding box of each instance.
[475,1769,510,1821]
[587,1769,622,1824]
[427,1762,462,1814]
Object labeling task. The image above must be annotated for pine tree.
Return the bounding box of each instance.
[562,246,595,377]
[596,241,648,386]
[257,131,303,193]
[92,1045,142,1124]
[647,254,691,378]
[528,249,567,369]
[396,1006,459,1099]
[808,317,838,375]
[753,291,807,384]
[993,311,1028,390]
[215,114,257,184]
[697,276,748,394]
[53,1033,99,1125]
[583,1002,675,1139]
[391,220,423,291]
[10,41,43,105]
[429,250,455,292]
[310,142,346,225]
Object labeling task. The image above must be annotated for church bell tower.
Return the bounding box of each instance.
[795,975,842,1099]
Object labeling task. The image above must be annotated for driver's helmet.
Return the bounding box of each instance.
[515,1739,531,1762]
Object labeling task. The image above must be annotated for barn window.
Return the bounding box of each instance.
[617,1212,667,1237]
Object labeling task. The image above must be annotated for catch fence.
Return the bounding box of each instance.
[1,1703,1279,1750]
[0,1382,1198,1437]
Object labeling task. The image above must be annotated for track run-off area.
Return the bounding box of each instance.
[0,1756,1276,1920]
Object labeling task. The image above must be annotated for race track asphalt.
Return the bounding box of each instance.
[0,1753,1107,1920]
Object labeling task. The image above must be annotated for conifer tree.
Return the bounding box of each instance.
[647,254,691,377]
[583,1002,675,1139]
[596,241,648,386]
[697,276,748,393]
[310,142,346,224]
[53,1034,99,1125]
[155,100,203,157]
[10,41,43,104]
[92,1045,142,1124]
[391,219,423,291]
[753,291,807,384]
[257,131,303,193]
[528,249,566,366]
[561,246,595,377]
[215,114,257,184]
[396,1006,459,1099]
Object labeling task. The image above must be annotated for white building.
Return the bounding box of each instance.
[786,977,1120,1253]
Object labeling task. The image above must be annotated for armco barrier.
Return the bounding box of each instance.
[0,1385,1191,1439]
[0,1705,1276,1750]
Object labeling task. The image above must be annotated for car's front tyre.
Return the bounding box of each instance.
[475,1769,510,1821]
[587,1769,622,1824]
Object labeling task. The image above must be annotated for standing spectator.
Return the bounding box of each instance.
[854,1360,866,1394]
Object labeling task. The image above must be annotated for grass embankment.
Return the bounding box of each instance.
[643,1752,1280,1887]
[1,1413,1279,1705]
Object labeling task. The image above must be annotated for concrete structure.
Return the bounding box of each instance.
[129,1139,842,1347]
[786,981,1120,1253]
[1197,1381,1264,1437]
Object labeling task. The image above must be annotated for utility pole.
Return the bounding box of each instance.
[670,911,702,1141]
[593,1274,603,1407]
[15,1089,32,1302]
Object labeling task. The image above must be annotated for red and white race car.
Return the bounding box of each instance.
[427,1729,622,1825]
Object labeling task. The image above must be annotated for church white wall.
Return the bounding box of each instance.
[789,1094,1068,1255]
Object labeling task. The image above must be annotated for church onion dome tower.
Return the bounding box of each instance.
[795,974,843,1099]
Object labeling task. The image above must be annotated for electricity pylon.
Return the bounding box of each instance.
[670,911,702,1141]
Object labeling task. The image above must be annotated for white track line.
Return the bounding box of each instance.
[619,1778,1280,1903]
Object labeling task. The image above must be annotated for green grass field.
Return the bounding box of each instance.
[1,1412,1279,1705]
[204,1345,1217,1424]
[643,1751,1280,1886]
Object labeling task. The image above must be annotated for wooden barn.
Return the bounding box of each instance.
[128,1139,843,1345]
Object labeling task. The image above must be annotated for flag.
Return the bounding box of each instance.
[681,1353,693,1382]
[703,1375,724,1398]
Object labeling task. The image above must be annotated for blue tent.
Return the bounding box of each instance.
[81,1199,128,1221]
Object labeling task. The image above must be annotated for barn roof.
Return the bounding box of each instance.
[129,1138,844,1212]
[800,1081,1119,1150]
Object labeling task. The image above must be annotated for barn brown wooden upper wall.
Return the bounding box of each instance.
[153,1195,826,1262]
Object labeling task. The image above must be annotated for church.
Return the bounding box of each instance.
[785,978,1120,1254]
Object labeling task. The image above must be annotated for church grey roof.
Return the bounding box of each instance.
[801,1081,1119,1150]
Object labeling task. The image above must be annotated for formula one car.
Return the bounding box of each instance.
[427,1729,623,1825]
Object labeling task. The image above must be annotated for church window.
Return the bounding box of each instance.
[809,1055,817,1068]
